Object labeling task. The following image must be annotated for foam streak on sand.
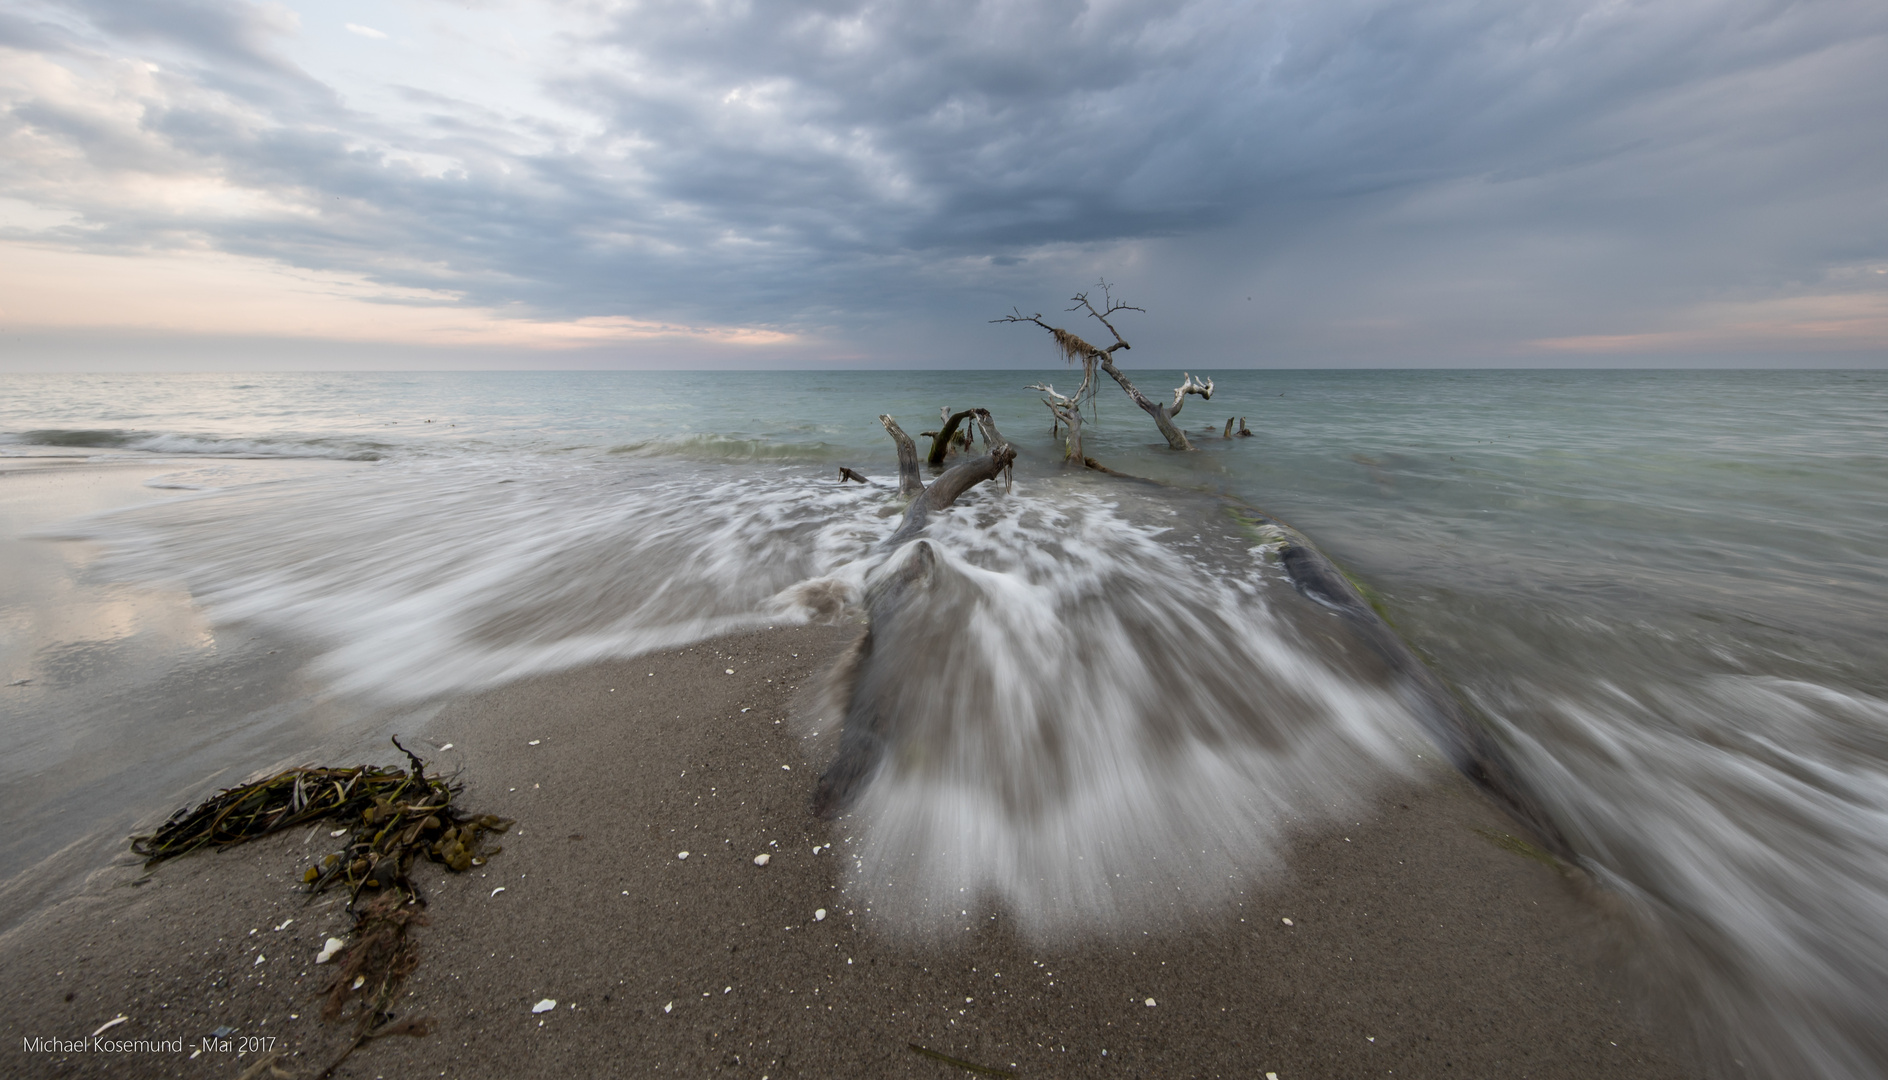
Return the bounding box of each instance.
[72,458,895,702]
[74,457,1431,939]
[822,495,1423,938]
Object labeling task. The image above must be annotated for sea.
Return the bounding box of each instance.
[1,368,1883,1078]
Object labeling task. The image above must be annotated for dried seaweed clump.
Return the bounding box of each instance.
[129,737,510,1077]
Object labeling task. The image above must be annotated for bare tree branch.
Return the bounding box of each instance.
[1169,372,1214,415]
[1097,356,1195,450]
[1066,280,1143,354]
[839,467,869,484]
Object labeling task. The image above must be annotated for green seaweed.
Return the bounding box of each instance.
[1473,827,1561,869]
[130,737,512,1077]
[908,1043,1017,1077]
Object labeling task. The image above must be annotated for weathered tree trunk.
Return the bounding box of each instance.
[1026,382,1085,463]
[878,415,924,497]
[1097,359,1211,451]
[884,442,1016,548]
[813,415,1018,817]
[811,539,937,819]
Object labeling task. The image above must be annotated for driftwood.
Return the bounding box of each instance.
[1025,380,1088,463]
[1236,506,1573,859]
[838,467,869,484]
[815,396,1573,870]
[1222,417,1253,439]
[996,283,1213,452]
[877,416,924,497]
[884,411,1014,549]
[926,409,980,468]
[811,410,1018,817]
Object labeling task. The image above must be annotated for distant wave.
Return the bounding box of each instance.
[6,428,388,461]
[607,432,848,465]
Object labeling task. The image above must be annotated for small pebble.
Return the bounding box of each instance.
[814,909,827,921]
[725,668,734,674]
[315,938,345,964]
[253,954,265,966]
[528,740,540,746]
[677,851,689,860]
[663,1002,673,1014]
[753,854,770,866]
[1282,917,1294,926]
[532,999,556,1014]
[1145,997,1157,1007]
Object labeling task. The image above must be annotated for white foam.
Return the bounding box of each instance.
[826,488,1423,938]
[1487,675,1888,1080]
[78,457,895,703]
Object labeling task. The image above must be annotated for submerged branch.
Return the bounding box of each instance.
[926,409,981,469]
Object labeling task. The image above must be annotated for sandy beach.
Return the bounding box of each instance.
[0,622,1695,1079]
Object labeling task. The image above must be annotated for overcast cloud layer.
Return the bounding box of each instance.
[0,0,1884,367]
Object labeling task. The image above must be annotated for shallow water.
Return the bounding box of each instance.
[2,368,1884,1078]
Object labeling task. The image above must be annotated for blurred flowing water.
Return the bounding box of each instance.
[2,368,1884,1077]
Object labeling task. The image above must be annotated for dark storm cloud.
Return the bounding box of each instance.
[2,0,1884,360]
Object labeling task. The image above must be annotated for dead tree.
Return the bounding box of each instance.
[1024,380,1086,463]
[883,410,1014,548]
[996,283,1213,452]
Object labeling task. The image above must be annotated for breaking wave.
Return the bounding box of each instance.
[6,428,388,461]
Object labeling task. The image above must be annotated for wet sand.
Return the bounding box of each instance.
[0,623,1695,1079]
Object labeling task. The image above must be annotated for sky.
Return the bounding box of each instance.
[0,0,1883,370]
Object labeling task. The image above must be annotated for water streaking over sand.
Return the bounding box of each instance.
[70,459,1430,940]
[817,484,1425,938]
[6,368,1888,1079]
[67,458,895,702]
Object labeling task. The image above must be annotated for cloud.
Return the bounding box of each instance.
[0,0,1882,365]
[344,23,385,40]
[0,239,801,351]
